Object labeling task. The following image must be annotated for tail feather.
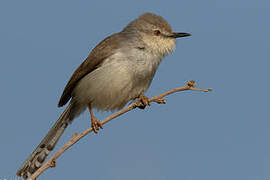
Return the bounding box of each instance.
[16,104,73,179]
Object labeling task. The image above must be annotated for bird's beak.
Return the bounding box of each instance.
[170,32,191,38]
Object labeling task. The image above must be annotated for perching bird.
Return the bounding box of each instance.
[17,12,191,178]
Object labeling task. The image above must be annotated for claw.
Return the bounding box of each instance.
[140,95,150,106]
[136,94,150,109]
[155,98,166,104]
[91,117,103,134]
[88,104,103,134]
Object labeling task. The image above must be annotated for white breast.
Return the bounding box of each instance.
[71,48,163,113]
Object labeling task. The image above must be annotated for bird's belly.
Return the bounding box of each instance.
[72,60,149,111]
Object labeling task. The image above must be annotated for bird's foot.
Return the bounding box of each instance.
[136,94,151,109]
[88,105,103,134]
[91,116,103,134]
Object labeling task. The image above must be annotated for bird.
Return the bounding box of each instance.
[17,12,191,179]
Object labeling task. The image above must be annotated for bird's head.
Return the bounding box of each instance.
[123,13,191,56]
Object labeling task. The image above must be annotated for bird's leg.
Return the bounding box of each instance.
[88,104,103,134]
[136,94,151,109]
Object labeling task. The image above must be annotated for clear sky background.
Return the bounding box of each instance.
[0,0,269,180]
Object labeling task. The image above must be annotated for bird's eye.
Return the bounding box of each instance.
[153,30,161,36]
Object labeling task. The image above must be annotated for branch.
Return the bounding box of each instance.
[30,80,212,179]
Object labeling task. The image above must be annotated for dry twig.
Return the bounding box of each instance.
[30,80,212,179]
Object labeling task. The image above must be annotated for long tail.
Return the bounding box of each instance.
[16,103,73,179]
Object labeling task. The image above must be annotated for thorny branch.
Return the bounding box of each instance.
[30,80,212,180]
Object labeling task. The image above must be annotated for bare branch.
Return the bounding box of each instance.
[30,80,212,179]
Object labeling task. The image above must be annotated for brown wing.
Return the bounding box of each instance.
[58,33,121,107]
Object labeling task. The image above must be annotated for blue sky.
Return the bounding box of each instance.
[0,0,269,179]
